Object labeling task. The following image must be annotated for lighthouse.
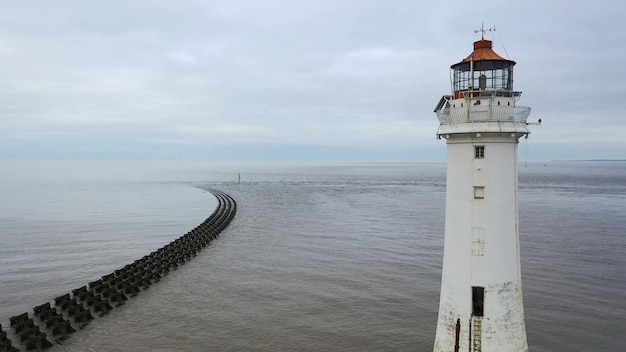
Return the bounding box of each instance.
[432,29,532,352]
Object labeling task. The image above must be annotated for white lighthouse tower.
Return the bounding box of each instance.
[433,29,533,352]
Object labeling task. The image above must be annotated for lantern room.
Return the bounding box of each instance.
[451,39,515,99]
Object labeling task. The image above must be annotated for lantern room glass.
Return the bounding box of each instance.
[452,61,514,92]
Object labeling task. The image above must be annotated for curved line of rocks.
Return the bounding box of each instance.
[0,189,236,352]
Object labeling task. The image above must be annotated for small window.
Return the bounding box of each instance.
[472,286,485,316]
[474,186,485,199]
[475,146,485,159]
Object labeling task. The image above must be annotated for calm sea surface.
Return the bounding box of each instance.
[0,160,624,351]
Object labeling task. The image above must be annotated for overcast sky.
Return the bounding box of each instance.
[1,0,624,162]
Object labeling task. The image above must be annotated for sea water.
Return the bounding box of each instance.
[0,160,624,351]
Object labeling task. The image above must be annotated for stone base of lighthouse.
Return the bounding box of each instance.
[433,132,528,352]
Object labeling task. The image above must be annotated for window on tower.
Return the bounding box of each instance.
[474,186,485,199]
[475,146,485,159]
[472,286,485,317]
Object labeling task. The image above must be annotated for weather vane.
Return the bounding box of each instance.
[474,22,495,40]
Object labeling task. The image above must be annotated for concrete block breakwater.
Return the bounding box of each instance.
[0,189,236,352]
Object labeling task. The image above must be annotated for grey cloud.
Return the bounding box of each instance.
[0,0,624,161]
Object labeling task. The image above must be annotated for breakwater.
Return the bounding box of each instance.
[0,189,236,352]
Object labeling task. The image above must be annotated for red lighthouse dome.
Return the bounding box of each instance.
[451,39,516,99]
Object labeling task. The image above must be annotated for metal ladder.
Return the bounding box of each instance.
[472,316,482,352]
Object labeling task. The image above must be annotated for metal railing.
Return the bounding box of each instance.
[436,105,531,124]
